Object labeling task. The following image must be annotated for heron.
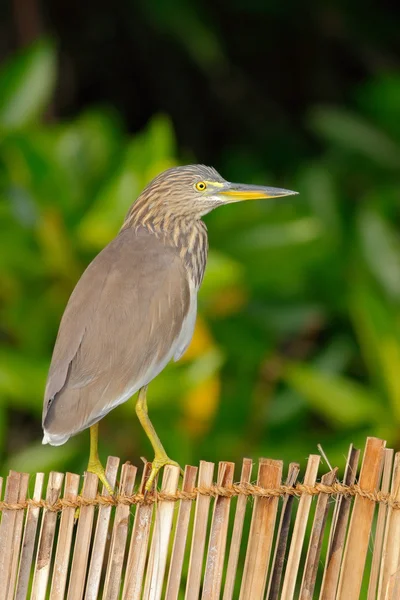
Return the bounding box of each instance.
[42,164,297,491]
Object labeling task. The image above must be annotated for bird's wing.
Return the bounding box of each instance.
[43,227,191,443]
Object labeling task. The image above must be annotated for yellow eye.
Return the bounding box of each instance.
[195,181,207,191]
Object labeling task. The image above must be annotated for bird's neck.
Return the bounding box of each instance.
[122,210,209,289]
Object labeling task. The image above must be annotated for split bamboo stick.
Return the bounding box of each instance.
[391,549,400,599]
[378,451,400,599]
[103,463,137,600]
[165,465,198,600]
[266,462,300,600]
[143,464,180,600]
[66,472,99,600]
[280,454,321,600]
[185,460,215,600]
[202,461,235,600]
[337,436,386,599]
[222,458,253,600]
[239,458,283,600]
[122,462,154,600]
[7,472,29,600]
[50,472,80,600]
[85,456,120,600]
[367,447,393,600]
[31,471,65,600]
[14,472,45,600]
[299,468,337,600]
[319,444,360,600]
[0,471,22,600]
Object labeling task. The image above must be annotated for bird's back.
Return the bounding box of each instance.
[42,226,193,445]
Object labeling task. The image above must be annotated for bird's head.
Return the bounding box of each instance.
[126,164,298,226]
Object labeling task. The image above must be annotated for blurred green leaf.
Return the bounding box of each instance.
[126,114,177,178]
[234,217,323,250]
[4,439,79,474]
[350,283,400,422]
[298,164,342,241]
[53,108,124,196]
[357,205,400,300]
[0,351,46,414]
[284,362,383,428]
[0,40,56,131]
[140,0,225,70]
[77,114,177,249]
[1,131,76,213]
[310,107,400,169]
[358,74,400,141]
[184,348,224,386]
[77,165,138,249]
[200,250,244,297]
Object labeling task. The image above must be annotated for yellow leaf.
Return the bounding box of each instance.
[182,316,214,361]
[181,375,220,437]
[207,285,248,317]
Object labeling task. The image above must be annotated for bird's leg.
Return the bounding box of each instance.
[136,386,181,491]
[86,423,114,496]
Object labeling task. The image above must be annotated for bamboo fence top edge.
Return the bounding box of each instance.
[1,435,398,512]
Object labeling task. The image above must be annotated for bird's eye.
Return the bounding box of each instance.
[195,181,207,191]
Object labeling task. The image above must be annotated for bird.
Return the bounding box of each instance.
[42,164,297,492]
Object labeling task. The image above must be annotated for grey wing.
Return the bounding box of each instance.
[43,227,191,445]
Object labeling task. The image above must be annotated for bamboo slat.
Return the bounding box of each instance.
[319,444,360,600]
[239,458,283,600]
[266,462,300,600]
[85,456,120,600]
[14,472,45,600]
[391,564,400,599]
[378,451,400,599]
[0,471,21,600]
[337,436,386,599]
[143,465,180,600]
[165,465,198,600]
[281,454,321,600]
[7,472,29,600]
[185,460,215,600]
[368,448,393,600]
[103,463,137,600]
[299,468,337,600]
[67,472,99,600]
[50,472,80,600]
[31,472,65,600]
[202,461,235,600]
[222,458,253,600]
[122,462,154,600]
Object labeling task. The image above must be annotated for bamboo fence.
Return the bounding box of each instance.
[0,436,399,599]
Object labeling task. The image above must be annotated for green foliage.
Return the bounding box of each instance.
[0,40,56,132]
[1,41,400,487]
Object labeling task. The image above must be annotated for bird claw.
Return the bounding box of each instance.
[145,455,182,492]
[87,458,115,496]
[74,458,115,520]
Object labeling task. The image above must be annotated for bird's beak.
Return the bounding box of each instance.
[217,182,298,203]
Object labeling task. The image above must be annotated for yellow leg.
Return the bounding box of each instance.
[136,386,181,491]
[86,423,114,496]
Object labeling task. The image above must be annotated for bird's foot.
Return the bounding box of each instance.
[75,457,114,520]
[87,456,115,496]
[145,453,183,492]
